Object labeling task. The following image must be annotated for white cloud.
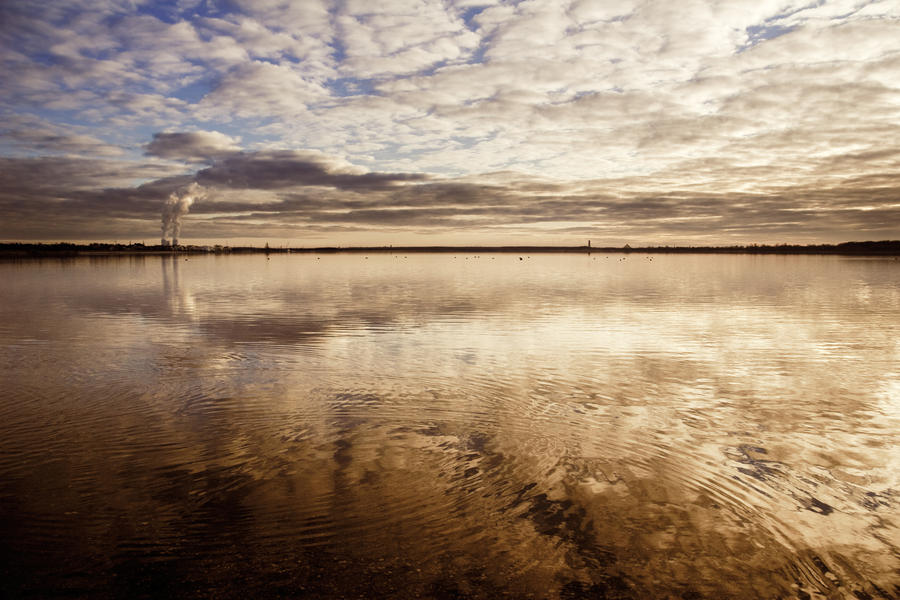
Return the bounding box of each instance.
[196,61,330,120]
[331,0,481,77]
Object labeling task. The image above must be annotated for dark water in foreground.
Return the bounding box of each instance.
[0,253,897,599]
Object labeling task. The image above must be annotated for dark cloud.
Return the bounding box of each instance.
[145,131,241,163]
[2,147,898,244]
[1,126,124,157]
[0,157,180,195]
[0,156,188,239]
[195,150,429,191]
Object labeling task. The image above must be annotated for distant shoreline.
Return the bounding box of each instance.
[1,240,899,257]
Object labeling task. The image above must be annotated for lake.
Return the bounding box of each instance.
[0,253,897,599]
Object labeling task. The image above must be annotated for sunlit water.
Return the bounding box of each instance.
[1,253,898,599]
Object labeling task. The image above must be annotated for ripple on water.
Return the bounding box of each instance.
[2,390,897,598]
[2,254,900,598]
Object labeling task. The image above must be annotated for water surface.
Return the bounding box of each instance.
[1,253,898,598]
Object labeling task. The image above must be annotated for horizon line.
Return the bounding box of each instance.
[2,240,899,256]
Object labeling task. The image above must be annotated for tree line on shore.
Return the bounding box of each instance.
[1,240,898,257]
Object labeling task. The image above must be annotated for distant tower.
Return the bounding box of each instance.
[588,240,591,248]
[161,238,170,247]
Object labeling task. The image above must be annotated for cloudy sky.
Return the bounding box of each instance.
[1,0,898,246]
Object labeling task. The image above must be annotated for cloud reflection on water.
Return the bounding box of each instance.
[0,254,897,598]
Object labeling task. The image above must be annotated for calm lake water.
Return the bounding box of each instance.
[0,253,898,599]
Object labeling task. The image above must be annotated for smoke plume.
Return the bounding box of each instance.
[161,182,205,246]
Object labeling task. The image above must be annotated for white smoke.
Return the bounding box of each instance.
[161,182,205,246]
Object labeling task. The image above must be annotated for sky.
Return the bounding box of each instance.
[1,0,898,247]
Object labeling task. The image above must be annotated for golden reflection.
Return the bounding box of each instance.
[0,254,897,598]
[161,254,198,319]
